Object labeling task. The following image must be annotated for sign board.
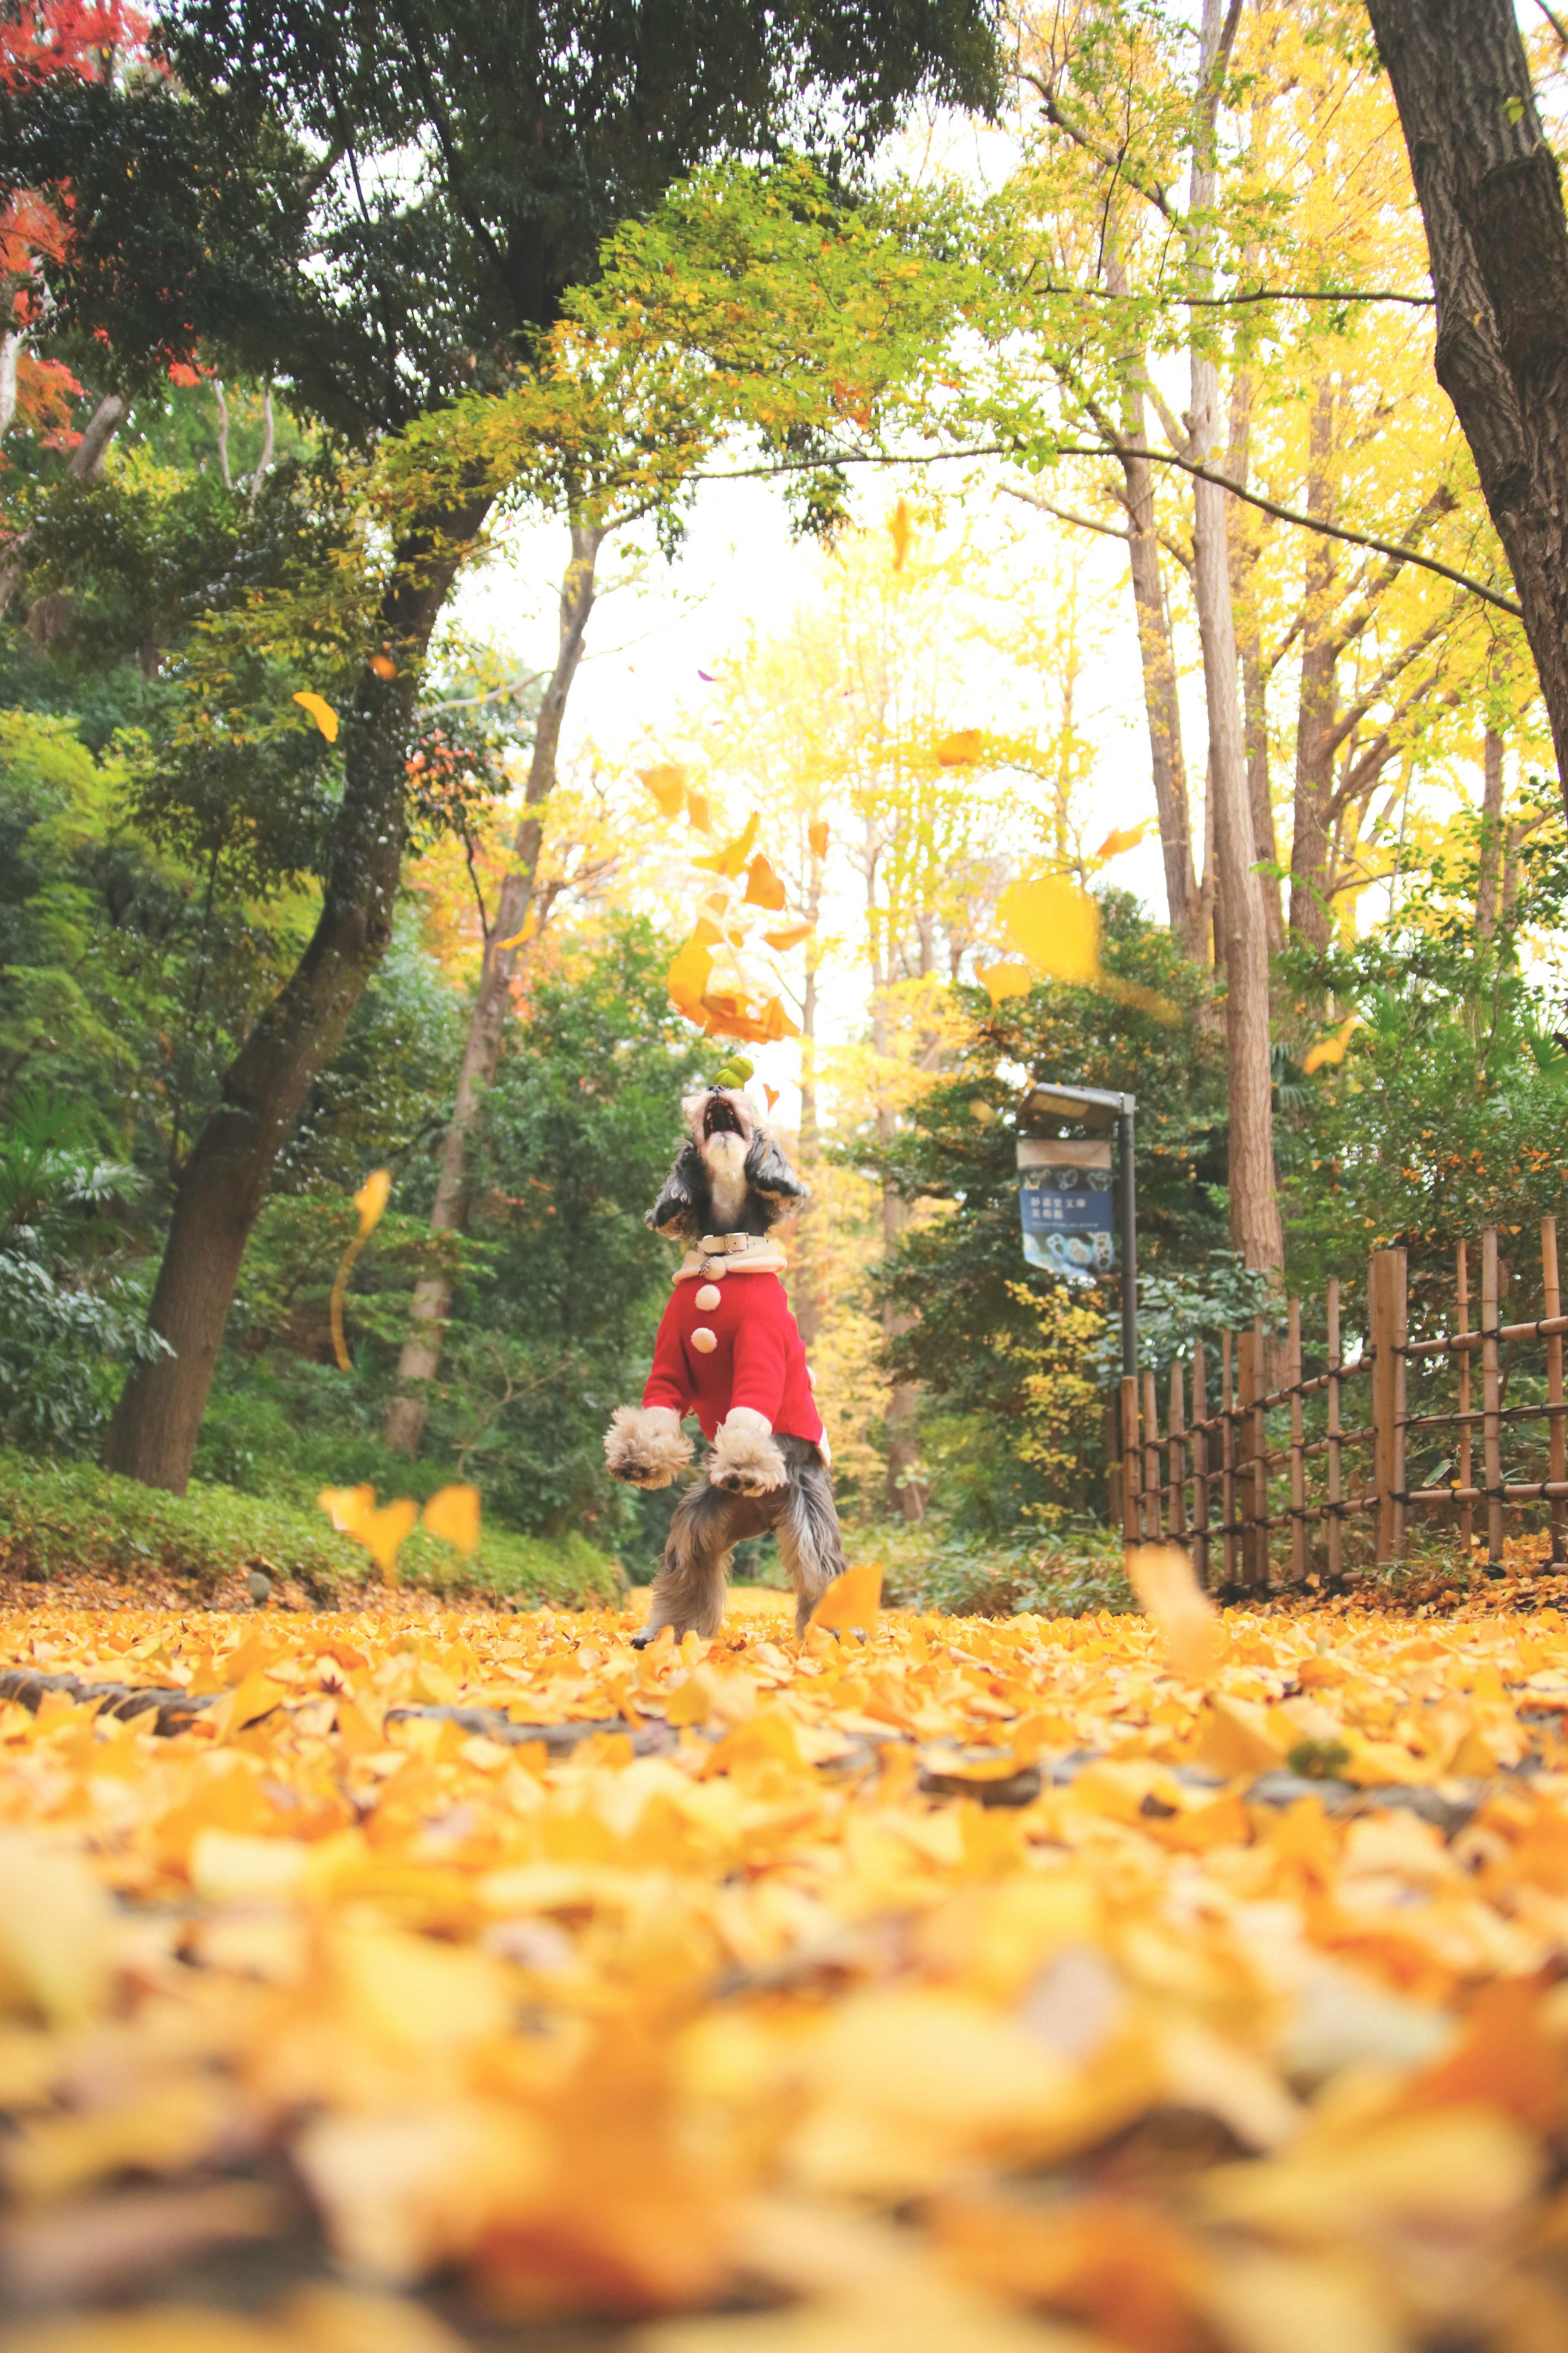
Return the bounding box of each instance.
[1017,1137,1114,1281]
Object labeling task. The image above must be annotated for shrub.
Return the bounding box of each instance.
[0,1450,620,1605]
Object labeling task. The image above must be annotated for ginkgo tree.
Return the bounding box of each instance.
[2,0,1000,1495]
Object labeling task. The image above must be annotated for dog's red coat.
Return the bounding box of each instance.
[642,1272,823,1444]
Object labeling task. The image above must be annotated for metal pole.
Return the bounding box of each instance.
[1118,1097,1137,1380]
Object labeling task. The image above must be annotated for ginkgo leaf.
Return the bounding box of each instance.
[889,499,913,573]
[760,996,802,1041]
[1303,1012,1360,1074]
[810,1560,882,1636]
[996,877,1101,984]
[976,963,1031,1006]
[422,1485,481,1558]
[492,915,537,956]
[686,791,713,833]
[370,653,398,680]
[695,813,760,879]
[936,729,983,767]
[641,763,688,818]
[744,855,788,910]
[764,1084,780,1111]
[1092,819,1153,863]
[356,1498,419,1583]
[764,922,814,951]
[318,1484,376,1535]
[354,1170,392,1238]
[293,691,339,743]
[808,820,830,859]
[1127,1544,1218,1679]
[667,937,715,1025]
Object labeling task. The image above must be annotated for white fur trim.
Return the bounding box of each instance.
[709,1413,788,1495]
[604,1404,693,1489]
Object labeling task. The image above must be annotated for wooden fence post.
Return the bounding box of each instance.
[1456,1243,1472,1556]
[1142,1368,1162,1541]
[1482,1227,1503,1568]
[1120,1373,1141,1547]
[1369,1247,1407,1565]
[1192,1341,1210,1589]
[1169,1358,1187,1544]
[1238,1321,1268,1586]
[1288,1297,1306,1585]
[1221,1329,1237,1586]
[1326,1277,1343,1583]
[1544,1217,1565,1568]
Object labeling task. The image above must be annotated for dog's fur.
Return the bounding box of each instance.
[608,1088,845,1638]
[646,1088,807,1242]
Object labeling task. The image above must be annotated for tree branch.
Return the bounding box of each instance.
[1004,484,1127,541]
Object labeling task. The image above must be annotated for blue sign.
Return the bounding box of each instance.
[1018,1150,1114,1281]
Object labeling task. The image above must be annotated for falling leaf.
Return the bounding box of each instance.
[808,820,830,859]
[667,937,716,1026]
[356,1499,419,1584]
[996,877,1100,984]
[318,1483,376,1535]
[293,691,339,743]
[422,1485,481,1558]
[764,1085,780,1111]
[492,916,537,957]
[809,1561,882,1637]
[1303,1012,1360,1075]
[686,792,713,833]
[744,856,788,911]
[764,923,814,951]
[889,499,913,572]
[936,729,984,767]
[1126,1544,1218,1679]
[1092,820,1152,864]
[354,1171,392,1238]
[641,764,688,818]
[977,963,1031,1006]
[370,654,398,680]
[695,814,760,879]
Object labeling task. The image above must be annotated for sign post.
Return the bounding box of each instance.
[1017,1083,1137,1381]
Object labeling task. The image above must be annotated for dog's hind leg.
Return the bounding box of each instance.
[775,1441,848,1637]
[638,1474,772,1644]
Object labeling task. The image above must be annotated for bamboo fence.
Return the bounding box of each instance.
[1116,1216,1568,1586]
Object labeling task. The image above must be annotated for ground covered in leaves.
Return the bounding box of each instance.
[4,1588,1568,2352]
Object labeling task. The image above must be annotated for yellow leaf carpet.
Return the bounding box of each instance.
[4,1588,1568,2351]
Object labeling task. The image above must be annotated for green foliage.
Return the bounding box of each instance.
[864,895,1229,1527]
[0,1091,168,1450]
[0,1447,618,1602]
[199,920,706,1546]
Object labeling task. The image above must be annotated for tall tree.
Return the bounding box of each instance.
[1364,0,1568,814]
[2,0,999,1491]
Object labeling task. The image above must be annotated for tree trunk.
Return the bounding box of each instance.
[1189,0,1283,1275]
[1477,723,1505,937]
[1290,378,1339,950]
[1366,0,1568,816]
[1104,241,1204,958]
[385,517,601,1455]
[792,831,826,1353]
[1225,365,1283,950]
[104,495,492,1492]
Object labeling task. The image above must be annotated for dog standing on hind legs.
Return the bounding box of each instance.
[604,1080,846,1641]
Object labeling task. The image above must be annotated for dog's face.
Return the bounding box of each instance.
[647,1088,808,1241]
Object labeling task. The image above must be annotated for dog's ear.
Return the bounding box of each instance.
[744,1125,808,1207]
[646,1138,706,1239]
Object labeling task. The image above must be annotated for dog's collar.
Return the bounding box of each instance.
[673,1232,787,1283]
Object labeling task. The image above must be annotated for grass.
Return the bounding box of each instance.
[0,1449,622,1607]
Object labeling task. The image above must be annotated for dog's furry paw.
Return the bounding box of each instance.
[709,1409,788,1496]
[604,1405,693,1490]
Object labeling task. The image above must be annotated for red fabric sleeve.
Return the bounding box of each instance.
[641,1294,693,1419]
[728,1292,790,1427]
